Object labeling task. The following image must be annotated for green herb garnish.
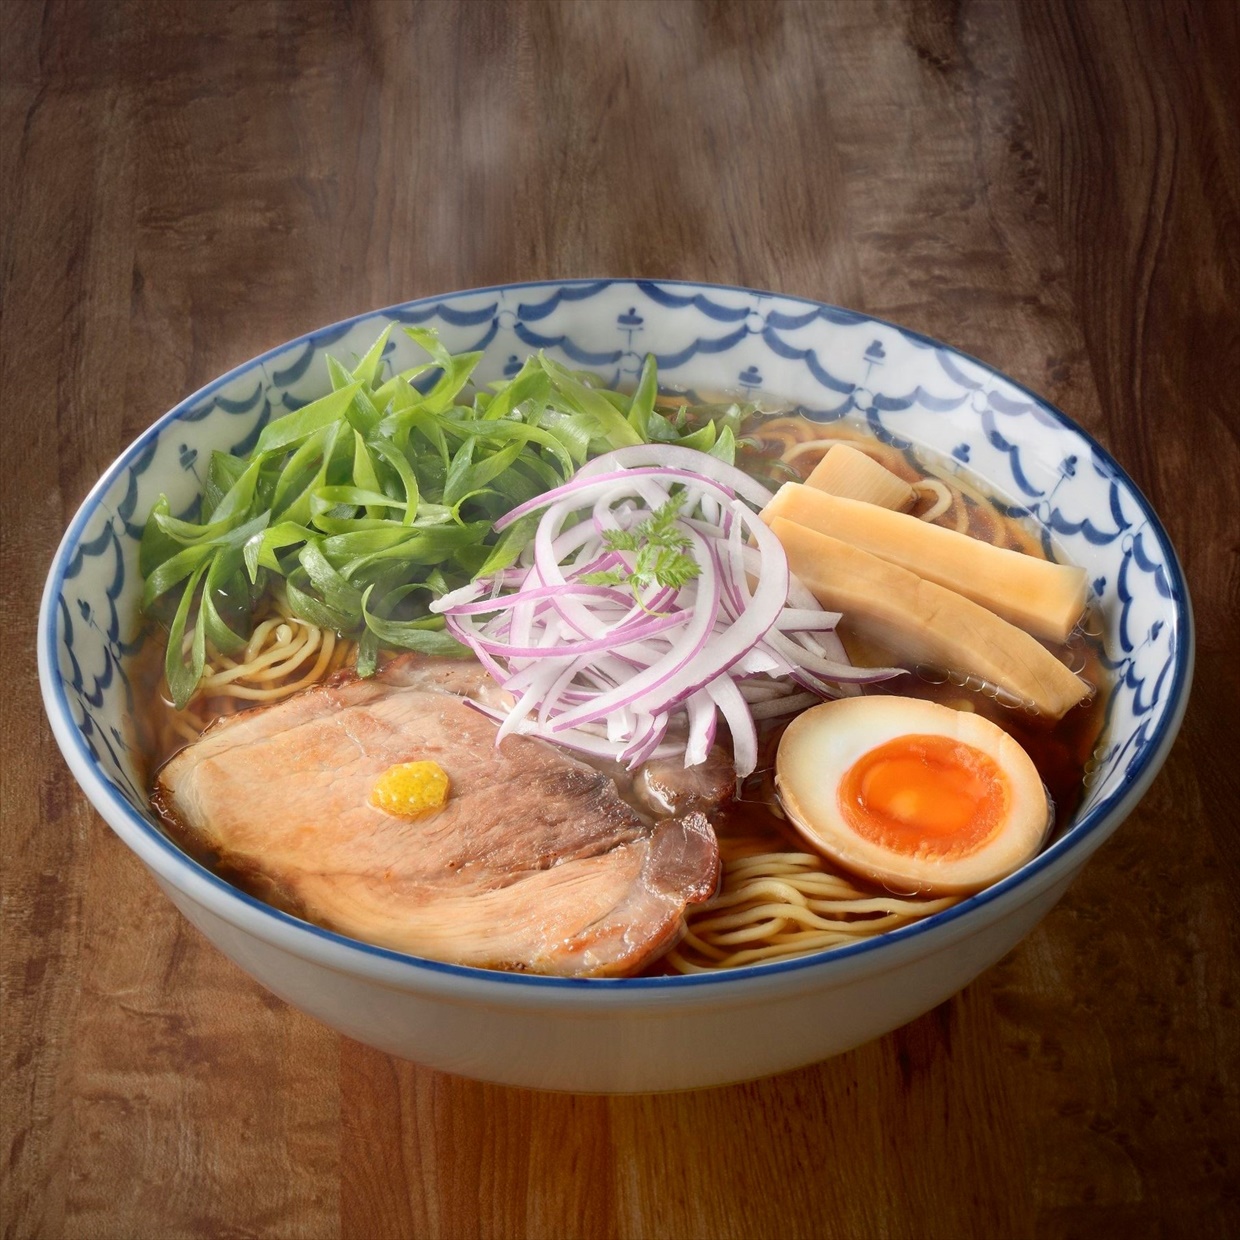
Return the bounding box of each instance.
[141,327,749,707]
[580,492,702,600]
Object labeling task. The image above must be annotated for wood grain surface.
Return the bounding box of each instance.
[3,1,1237,1237]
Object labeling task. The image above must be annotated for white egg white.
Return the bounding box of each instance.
[775,695,1050,896]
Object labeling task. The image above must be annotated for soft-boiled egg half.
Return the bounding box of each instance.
[775,696,1051,896]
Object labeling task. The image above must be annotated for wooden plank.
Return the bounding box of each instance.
[2,0,1236,1236]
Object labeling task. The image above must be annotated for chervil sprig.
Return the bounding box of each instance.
[580,492,702,600]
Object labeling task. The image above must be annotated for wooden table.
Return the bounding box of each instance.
[4,1,1237,1236]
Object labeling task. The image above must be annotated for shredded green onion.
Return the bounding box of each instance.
[141,326,754,708]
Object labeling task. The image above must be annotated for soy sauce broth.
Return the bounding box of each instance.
[131,407,1109,939]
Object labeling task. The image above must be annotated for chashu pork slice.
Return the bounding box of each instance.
[153,656,720,977]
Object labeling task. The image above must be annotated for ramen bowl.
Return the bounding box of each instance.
[38,280,1192,1092]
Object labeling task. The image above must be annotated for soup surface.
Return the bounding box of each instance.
[132,379,1108,976]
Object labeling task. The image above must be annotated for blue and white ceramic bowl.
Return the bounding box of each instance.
[38,280,1193,1092]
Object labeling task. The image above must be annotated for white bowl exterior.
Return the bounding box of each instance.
[39,280,1192,1091]
[156,868,1078,1092]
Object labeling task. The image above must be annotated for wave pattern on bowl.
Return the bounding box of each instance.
[47,279,1188,984]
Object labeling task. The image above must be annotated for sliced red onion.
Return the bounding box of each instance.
[494,466,740,533]
[749,691,822,720]
[778,607,845,631]
[575,444,774,508]
[739,679,799,703]
[685,690,717,767]
[437,450,896,778]
[549,529,722,730]
[463,609,687,661]
[705,675,757,786]
[443,582,630,617]
[464,698,681,763]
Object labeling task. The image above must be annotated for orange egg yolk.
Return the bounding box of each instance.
[838,734,1008,859]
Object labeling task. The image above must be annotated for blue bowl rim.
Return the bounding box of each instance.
[39,277,1194,991]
